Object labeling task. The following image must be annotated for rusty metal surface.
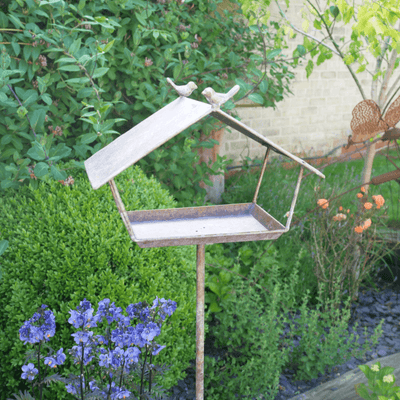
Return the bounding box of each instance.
[285,166,304,231]
[253,146,271,204]
[371,169,400,185]
[196,244,205,400]
[125,203,286,248]
[85,97,213,190]
[85,91,325,191]
[349,95,400,144]
[108,179,136,241]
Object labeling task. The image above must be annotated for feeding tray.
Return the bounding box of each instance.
[125,203,284,248]
[84,86,325,248]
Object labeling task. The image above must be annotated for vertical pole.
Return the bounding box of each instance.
[196,244,205,400]
[285,166,304,231]
[253,146,270,204]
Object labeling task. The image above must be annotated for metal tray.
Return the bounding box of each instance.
[126,203,285,248]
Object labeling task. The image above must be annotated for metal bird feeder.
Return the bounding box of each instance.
[84,79,325,400]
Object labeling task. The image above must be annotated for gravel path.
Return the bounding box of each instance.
[160,265,400,400]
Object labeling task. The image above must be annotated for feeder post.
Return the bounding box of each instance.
[253,146,271,204]
[196,244,205,400]
[285,166,304,231]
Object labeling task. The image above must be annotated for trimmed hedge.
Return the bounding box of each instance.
[0,161,210,399]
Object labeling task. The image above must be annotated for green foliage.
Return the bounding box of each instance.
[0,162,211,400]
[0,0,297,207]
[238,0,400,83]
[203,250,384,399]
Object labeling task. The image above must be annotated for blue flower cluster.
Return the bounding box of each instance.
[19,296,177,399]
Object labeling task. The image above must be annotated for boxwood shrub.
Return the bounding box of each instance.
[0,161,209,400]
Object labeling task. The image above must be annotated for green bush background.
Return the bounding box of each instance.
[0,161,211,400]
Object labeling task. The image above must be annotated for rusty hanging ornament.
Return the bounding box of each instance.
[346,95,400,149]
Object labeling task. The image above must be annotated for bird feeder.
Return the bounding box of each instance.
[84,80,325,400]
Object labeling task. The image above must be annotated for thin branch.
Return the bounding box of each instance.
[305,0,367,99]
[275,0,340,56]
[378,20,400,107]
[372,36,392,104]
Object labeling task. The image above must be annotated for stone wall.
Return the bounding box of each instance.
[219,0,400,168]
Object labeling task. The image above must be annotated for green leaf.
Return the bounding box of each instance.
[17,106,28,119]
[33,162,49,177]
[0,240,8,257]
[305,59,314,78]
[30,109,46,131]
[135,12,147,26]
[92,67,109,78]
[79,133,98,144]
[65,77,90,84]
[266,49,281,60]
[27,141,46,161]
[48,143,72,162]
[50,164,67,180]
[58,65,80,71]
[41,93,52,105]
[173,63,182,81]
[11,40,21,57]
[69,38,82,56]
[102,39,115,53]
[0,11,7,28]
[330,6,339,18]
[0,92,7,102]
[248,93,264,104]
[296,44,306,56]
[1,134,12,145]
[259,80,269,94]
[23,45,32,61]
[55,57,76,63]
[8,14,25,29]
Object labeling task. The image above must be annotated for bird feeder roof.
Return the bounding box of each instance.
[85,96,324,191]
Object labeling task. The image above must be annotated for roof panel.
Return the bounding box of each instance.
[85,97,213,190]
[85,96,325,190]
[211,110,325,179]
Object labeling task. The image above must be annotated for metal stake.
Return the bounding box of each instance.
[196,244,205,400]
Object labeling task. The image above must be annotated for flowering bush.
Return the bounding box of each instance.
[293,186,391,315]
[11,297,176,400]
[355,361,400,400]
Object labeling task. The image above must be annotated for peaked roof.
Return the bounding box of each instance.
[85,96,325,190]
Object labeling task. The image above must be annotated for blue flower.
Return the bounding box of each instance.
[124,346,141,364]
[71,330,93,345]
[152,344,166,356]
[44,356,58,368]
[21,363,38,381]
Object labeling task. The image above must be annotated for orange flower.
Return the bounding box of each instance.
[347,209,350,213]
[339,206,343,211]
[377,205,381,209]
[360,186,365,193]
[362,218,372,230]
[372,195,385,208]
[356,193,363,198]
[354,226,363,234]
[364,202,373,210]
[351,214,354,218]
[332,213,347,222]
[317,199,329,209]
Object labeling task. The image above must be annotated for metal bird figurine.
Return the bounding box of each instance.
[166,78,197,97]
[201,85,240,109]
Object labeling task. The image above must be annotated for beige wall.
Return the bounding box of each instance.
[220,0,400,167]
